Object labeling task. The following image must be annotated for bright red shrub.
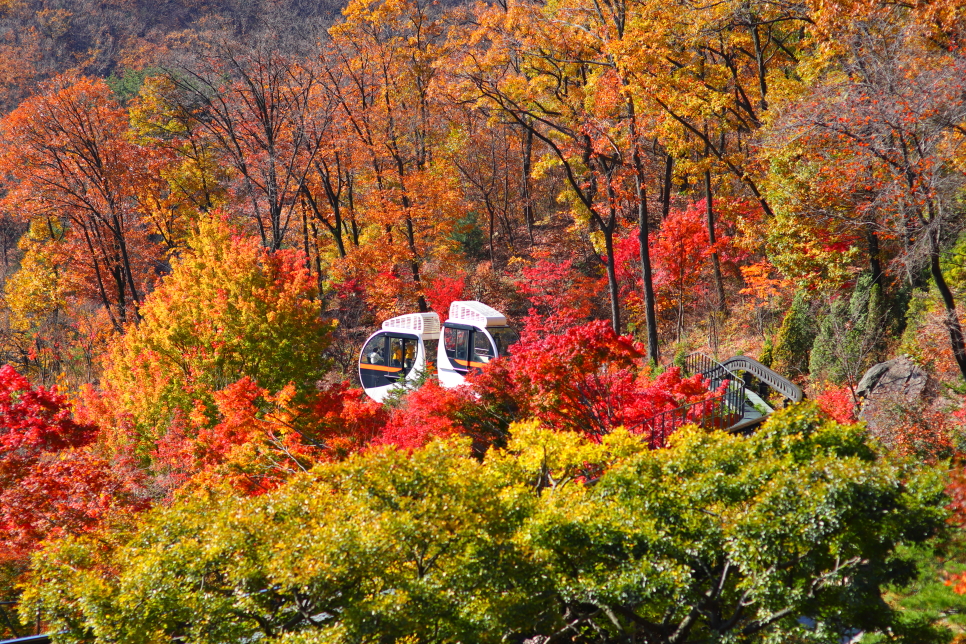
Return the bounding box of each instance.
[425,273,468,319]
[146,376,391,495]
[516,259,598,335]
[508,319,643,436]
[377,320,717,452]
[0,366,142,565]
[377,379,467,451]
[0,365,95,458]
[814,384,858,424]
[308,381,389,455]
[653,204,713,321]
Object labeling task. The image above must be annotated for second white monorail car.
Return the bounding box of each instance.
[437,301,519,388]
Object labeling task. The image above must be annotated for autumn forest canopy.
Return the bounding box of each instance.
[2,0,966,641]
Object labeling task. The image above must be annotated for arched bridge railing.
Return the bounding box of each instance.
[628,355,748,447]
[683,352,736,384]
[717,355,804,405]
[628,353,804,445]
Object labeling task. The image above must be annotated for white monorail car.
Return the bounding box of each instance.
[358,312,441,402]
[436,301,519,388]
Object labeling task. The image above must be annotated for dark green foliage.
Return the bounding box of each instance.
[810,273,887,385]
[878,541,966,641]
[772,290,815,378]
[105,68,163,104]
[450,211,488,260]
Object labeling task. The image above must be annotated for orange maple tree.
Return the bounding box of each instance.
[0,74,176,333]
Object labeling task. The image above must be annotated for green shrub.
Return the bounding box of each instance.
[772,290,815,378]
[810,273,887,385]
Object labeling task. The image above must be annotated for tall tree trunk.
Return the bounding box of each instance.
[867,228,882,289]
[301,203,312,274]
[405,212,428,313]
[488,204,496,265]
[268,167,283,251]
[112,266,127,327]
[601,181,622,334]
[522,127,535,244]
[392,148,429,313]
[661,153,673,221]
[347,176,360,247]
[301,186,346,258]
[635,154,659,362]
[905,215,927,289]
[310,220,325,306]
[602,223,621,333]
[109,208,142,321]
[930,230,966,379]
[704,170,726,313]
[81,224,121,333]
[751,22,769,112]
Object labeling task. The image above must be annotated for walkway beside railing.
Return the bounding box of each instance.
[0,636,50,644]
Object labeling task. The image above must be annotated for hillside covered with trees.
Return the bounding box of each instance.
[2,0,966,641]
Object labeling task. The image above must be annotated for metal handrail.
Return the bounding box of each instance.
[627,355,747,446]
[0,600,46,644]
[719,355,804,403]
[683,353,734,383]
[683,353,748,422]
[626,353,801,446]
[0,603,21,642]
[631,388,746,448]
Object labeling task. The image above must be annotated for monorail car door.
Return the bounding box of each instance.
[437,301,519,388]
[359,312,440,402]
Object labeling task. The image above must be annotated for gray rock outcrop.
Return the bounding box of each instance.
[856,356,932,401]
[857,355,937,436]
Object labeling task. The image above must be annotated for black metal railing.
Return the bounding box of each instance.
[683,353,748,419]
[0,636,50,644]
[0,601,46,644]
[0,603,21,642]
[628,354,748,447]
[683,352,730,382]
[632,388,746,448]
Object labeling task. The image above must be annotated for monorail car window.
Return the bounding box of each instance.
[490,326,519,357]
[443,327,459,357]
[389,337,404,368]
[444,327,471,362]
[404,341,416,369]
[424,339,439,367]
[362,335,386,365]
[456,329,469,362]
[388,337,418,371]
[360,333,418,390]
[473,331,494,362]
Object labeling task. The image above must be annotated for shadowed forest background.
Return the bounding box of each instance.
[2,0,966,642]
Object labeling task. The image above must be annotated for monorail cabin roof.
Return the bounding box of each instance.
[447,301,508,327]
[381,312,441,339]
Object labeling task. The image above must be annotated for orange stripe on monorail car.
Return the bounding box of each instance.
[360,364,404,373]
[454,358,489,369]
